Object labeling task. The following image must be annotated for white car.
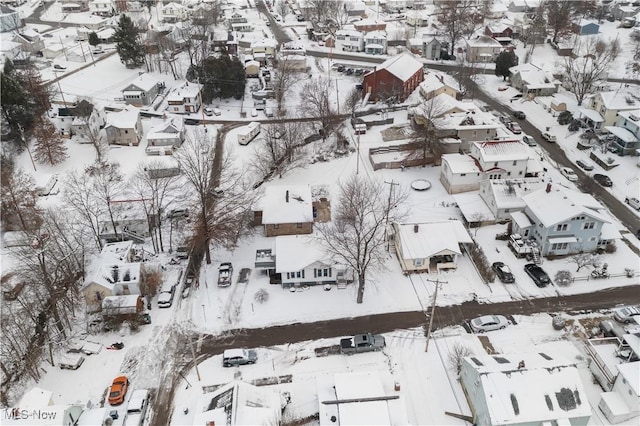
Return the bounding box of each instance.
[507,122,522,134]
[469,315,509,332]
[541,132,557,142]
[612,305,640,323]
[625,196,640,211]
[560,167,578,182]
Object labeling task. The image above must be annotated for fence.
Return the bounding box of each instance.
[368,142,434,170]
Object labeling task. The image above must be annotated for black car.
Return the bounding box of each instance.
[594,173,613,187]
[337,65,345,72]
[513,111,526,119]
[345,68,354,75]
[524,264,551,287]
[355,68,364,76]
[185,118,200,125]
[492,262,515,283]
[576,160,594,171]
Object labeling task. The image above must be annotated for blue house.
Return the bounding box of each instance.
[509,183,619,256]
[572,19,599,35]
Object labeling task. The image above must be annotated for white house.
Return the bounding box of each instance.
[440,153,483,194]
[465,36,503,63]
[598,361,640,424]
[166,82,201,114]
[363,30,387,55]
[392,221,472,273]
[146,116,185,153]
[89,0,114,16]
[509,63,560,96]
[81,261,141,311]
[104,107,143,146]
[121,73,161,107]
[335,28,364,52]
[460,352,592,426]
[478,177,546,221]
[161,1,188,22]
[70,106,105,143]
[274,235,352,289]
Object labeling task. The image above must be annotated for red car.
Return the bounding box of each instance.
[108,375,129,405]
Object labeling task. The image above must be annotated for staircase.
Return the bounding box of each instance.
[122,229,145,244]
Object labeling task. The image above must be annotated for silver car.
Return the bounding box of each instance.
[470,315,509,332]
[222,348,257,367]
[612,305,640,324]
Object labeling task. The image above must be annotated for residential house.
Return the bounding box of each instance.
[251,38,277,57]
[362,53,424,102]
[460,352,591,426]
[0,5,21,33]
[605,109,640,156]
[484,22,514,41]
[432,109,501,150]
[277,54,307,71]
[60,0,89,12]
[70,101,105,142]
[580,91,638,130]
[507,0,529,13]
[166,82,201,114]
[353,19,386,32]
[572,19,599,35]
[410,92,468,128]
[440,140,530,193]
[245,59,260,77]
[363,31,387,55]
[612,3,638,20]
[161,2,188,22]
[105,107,143,146]
[422,37,443,60]
[230,21,252,32]
[0,40,22,63]
[599,360,639,424]
[42,43,66,59]
[280,41,306,56]
[227,9,248,24]
[336,28,364,52]
[465,36,503,63]
[318,371,408,425]
[89,0,114,16]
[418,71,460,100]
[407,11,431,27]
[146,116,185,153]
[193,381,284,426]
[121,73,161,107]
[392,221,472,273]
[510,183,619,256]
[12,29,44,54]
[509,63,560,96]
[81,262,141,308]
[255,185,314,237]
[478,177,546,221]
[273,235,352,288]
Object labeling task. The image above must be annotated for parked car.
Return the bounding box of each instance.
[185,119,200,125]
[125,389,150,426]
[222,348,257,367]
[576,160,594,171]
[52,64,67,71]
[492,262,515,283]
[508,122,522,134]
[612,305,640,323]
[524,263,551,287]
[204,107,213,116]
[594,173,613,187]
[108,375,130,405]
[522,135,537,146]
[157,291,174,308]
[340,333,385,354]
[499,116,511,125]
[167,208,189,219]
[469,315,509,332]
[541,132,557,142]
[560,167,578,182]
[345,68,354,75]
[337,65,345,72]
[59,353,85,370]
[354,68,364,76]
[513,110,526,119]
[625,197,640,211]
[92,48,104,54]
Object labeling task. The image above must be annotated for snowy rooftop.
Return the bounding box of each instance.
[419,71,459,95]
[260,185,313,224]
[597,91,638,111]
[372,53,423,82]
[147,116,184,138]
[395,221,472,258]
[465,36,502,48]
[486,178,546,209]
[105,107,139,129]
[522,184,609,228]
[434,109,498,131]
[85,262,141,290]
[605,126,637,143]
[473,140,530,163]
[166,82,201,102]
[18,387,53,408]
[465,352,591,425]
[274,235,330,273]
[453,192,495,221]
[123,73,160,93]
[509,63,557,89]
[100,240,134,264]
[442,153,482,174]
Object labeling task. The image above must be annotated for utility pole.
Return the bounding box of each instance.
[425,276,442,352]
[383,180,399,250]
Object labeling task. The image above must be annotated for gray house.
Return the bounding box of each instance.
[121,73,161,107]
[422,37,443,60]
[509,63,559,96]
[460,352,591,426]
[510,183,619,256]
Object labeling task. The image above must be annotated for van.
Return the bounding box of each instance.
[125,389,149,426]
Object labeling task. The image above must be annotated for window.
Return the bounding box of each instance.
[583,222,595,229]
[556,224,568,231]
[286,272,290,279]
[551,242,568,250]
[494,162,498,167]
[513,160,517,166]
[461,173,466,176]
[415,258,423,266]
[296,271,301,278]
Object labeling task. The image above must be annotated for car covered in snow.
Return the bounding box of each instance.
[612,305,640,324]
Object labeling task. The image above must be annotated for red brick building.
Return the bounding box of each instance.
[362,53,424,102]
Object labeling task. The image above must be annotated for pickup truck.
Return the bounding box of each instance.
[340,333,385,354]
[218,262,233,287]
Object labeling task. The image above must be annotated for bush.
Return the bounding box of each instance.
[555,270,573,286]
[568,119,580,132]
[605,242,617,253]
[254,289,269,304]
[470,243,496,283]
[558,111,573,125]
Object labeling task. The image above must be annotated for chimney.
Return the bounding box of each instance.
[414,224,419,233]
[546,183,552,193]
[518,360,525,369]
[286,190,289,203]
[111,265,119,283]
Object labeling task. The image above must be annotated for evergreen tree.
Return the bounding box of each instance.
[88,32,100,46]
[113,14,145,69]
[191,52,247,102]
[33,117,68,165]
[18,68,51,117]
[1,72,34,140]
[495,50,518,81]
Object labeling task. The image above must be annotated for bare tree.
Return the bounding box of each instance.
[546,0,573,43]
[1,166,42,232]
[130,162,180,253]
[275,0,289,19]
[410,96,448,164]
[32,117,68,165]
[87,161,126,241]
[251,120,307,180]
[343,88,362,117]
[303,0,333,24]
[563,37,620,106]
[555,270,573,286]
[272,57,299,115]
[447,342,473,376]
[300,76,338,142]
[569,252,599,272]
[63,169,106,250]
[628,31,640,78]
[437,0,478,56]
[316,174,407,303]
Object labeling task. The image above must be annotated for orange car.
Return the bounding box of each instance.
[108,375,129,405]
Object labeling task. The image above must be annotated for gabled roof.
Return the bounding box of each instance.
[122,73,160,93]
[275,235,330,272]
[466,35,502,48]
[597,91,638,111]
[149,116,183,135]
[260,185,313,224]
[394,221,472,259]
[473,140,529,163]
[463,352,591,425]
[86,262,140,290]
[419,71,460,96]
[509,63,557,89]
[442,153,481,174]
[370,53,422,82]
[521,185,609,228]
[105,107,140,129]
[166,82,200,102]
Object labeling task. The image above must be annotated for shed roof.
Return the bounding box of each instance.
[395,221,472,259]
